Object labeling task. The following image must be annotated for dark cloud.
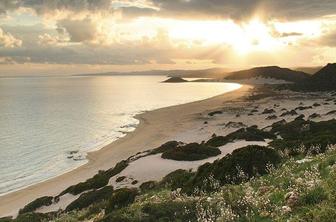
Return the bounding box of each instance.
[319,29,336,46]
[0,0,21,14]
[279,32,303,37]
[57,18,97,42]
[19,0,111,13]
[151,0,336,21]
[2,0,336,21]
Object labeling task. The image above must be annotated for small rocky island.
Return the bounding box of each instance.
[162,76,188,83]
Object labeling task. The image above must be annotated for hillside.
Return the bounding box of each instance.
[310,63,336,86]
[224,66,309,83]
[6,118,336,222]
[292,63,336,91]
[294,66,322,75]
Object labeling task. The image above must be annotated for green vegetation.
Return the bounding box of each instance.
[10,144,336,222]
[7,113,336,222]
[161,142,221,161]
[270,119,336,156]
[183,145,281,193]
[65,186,114,212]
[12,213,49,222]
[149,141,180,155]
[139,181,158,192]
[18,196,53,214]
[206,126,275,147]
[59,160,128,196]
[106,188,138,213]
[141,201,197,222]
[160,169,195,190]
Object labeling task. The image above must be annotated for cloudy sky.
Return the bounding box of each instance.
[0,0,336,75]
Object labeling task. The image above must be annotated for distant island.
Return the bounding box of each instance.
[162,77,188,83]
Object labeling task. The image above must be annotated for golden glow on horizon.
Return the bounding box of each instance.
[108,17,322,55]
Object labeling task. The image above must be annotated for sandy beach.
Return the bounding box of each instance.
[0,84,251,217]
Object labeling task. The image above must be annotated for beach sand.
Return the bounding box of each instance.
[0,84,251,217]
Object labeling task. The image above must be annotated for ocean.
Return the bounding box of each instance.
[0,75,240,195]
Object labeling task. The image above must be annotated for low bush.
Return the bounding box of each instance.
[106,188,138,213]
[140,181,158,192]
[208,110,223,116]
[300,186,327,206]
[149,141,181,155]
[141,201,197,222]
[19,196,53,214]
[161,143,221,161]
[65,186,114,212]
[183,145,281,193]
[59,160,128,196]
[206,126,275,147]
[14,213,49,222]
[270,119,336,155]
[160,169,194,190]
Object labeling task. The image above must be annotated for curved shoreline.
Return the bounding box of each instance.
[0,84,251,217]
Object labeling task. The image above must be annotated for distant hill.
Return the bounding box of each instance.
[310,63,336,84]
[162,77,188,83]
[223,66,309,83]
[76,68,229,78]
[290,63,336,91]
[294,66,322,75]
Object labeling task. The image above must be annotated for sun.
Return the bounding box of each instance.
[231,19,281,55]
[163,18,280,55]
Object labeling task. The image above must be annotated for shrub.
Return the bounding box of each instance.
[208,110,223,116]
[65,186,114,212]
[161,143,221,161]
[160,169,194,190]
[101,213,132,222]
[19,196,53,214]
[184,145,281,193]
[270,119,336,155]
[106,188,138,213]
[262,108,275,114]
[140,181,158,192]
[116,176,126,183]
[149,141,181,155]
[0,217,12,222]
[206,127,275,147]
[14,213,49,222]
[59,160,128,196]
[300,186,327,206]
[141,201,197,222]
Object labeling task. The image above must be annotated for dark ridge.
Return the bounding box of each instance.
[224,66,309,83]
[290,63,336,91]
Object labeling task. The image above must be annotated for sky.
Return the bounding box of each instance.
[0,0,336,75]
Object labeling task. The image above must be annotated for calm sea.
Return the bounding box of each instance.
[0,75,240,195]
